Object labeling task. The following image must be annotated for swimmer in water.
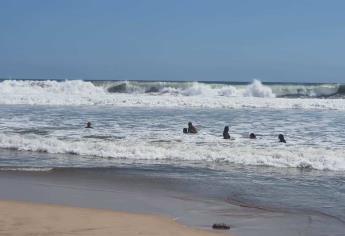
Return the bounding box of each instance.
[278,134,286,143]
[187,122,197,134]
[223,126,230,139]
[85,122,92,128]
[249,133,256,139]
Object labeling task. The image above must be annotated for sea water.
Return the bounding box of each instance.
[0,79,344,235]
[1,105,344,171]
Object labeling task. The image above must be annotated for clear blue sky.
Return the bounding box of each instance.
[0,0,344,82]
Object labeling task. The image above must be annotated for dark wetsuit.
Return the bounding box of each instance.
[223,126,230,139]
[188,125,197,134]
[279,134,286,143]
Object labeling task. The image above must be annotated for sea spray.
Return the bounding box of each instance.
[0,80,344,110]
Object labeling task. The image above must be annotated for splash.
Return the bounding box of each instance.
[0,79,344,110]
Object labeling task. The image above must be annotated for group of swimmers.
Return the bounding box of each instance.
[183,122,287,143]
[85,121,286,143]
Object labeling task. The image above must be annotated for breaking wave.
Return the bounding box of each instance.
[0,133,344,171]
[103,80,345,98]
[0,79,344,110]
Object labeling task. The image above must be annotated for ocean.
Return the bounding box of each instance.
[0,79,344,236]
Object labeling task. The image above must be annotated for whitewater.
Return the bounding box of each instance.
[1,79,345,234]
[1,133,345,171]
[0,103,344,172]
[0,79,344,110]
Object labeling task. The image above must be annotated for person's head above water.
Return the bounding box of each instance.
[85,122,92,128]
[223,126,230,139]
[249,133,256,139]
[187,122,197,134]
[278,134,286,143]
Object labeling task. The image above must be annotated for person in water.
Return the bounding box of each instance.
[85,122,92,128]
[187,122,197,134]
[223,126,230,139]
[278,134,286,143]
[249,133,256,139]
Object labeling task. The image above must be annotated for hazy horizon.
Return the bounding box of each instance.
[1,0,344,83]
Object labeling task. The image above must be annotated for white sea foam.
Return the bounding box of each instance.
[0,80,344,110]
[243,79,275,97]
[0,134,344,171]
[0,167,53,172]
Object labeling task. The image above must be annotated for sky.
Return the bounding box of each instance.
[0,0,344,83]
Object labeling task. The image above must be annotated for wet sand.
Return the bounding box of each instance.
[0,200,227,236]
[0,167,342,236]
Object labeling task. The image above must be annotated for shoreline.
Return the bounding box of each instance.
[0,199,228,236]
[0,164,343,236]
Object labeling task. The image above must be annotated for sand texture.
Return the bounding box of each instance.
[0,200,229,236]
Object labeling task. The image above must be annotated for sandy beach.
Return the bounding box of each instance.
[0,200,228,236]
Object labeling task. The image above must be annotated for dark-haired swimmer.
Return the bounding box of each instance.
[188,122,197,134]
[249,133,256,139]
[223,126,230,139]
[278,134,286,143]
[85,122,93,128]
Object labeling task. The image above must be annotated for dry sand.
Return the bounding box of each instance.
[0,200,229,236]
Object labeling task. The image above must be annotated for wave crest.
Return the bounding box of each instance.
[243,79,275,98]
[0,79,344,110]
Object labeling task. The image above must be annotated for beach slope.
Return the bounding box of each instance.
[0,200,227,236]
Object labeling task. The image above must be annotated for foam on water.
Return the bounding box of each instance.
[0,95,344,236]
[0,80,344,110]
[0,133,344,171]
[0,167,53,172]
[0,88,344,172]
[243,79,276,98]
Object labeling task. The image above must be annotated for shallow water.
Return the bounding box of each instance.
[0,105,344,170]
[0,162,344,236]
